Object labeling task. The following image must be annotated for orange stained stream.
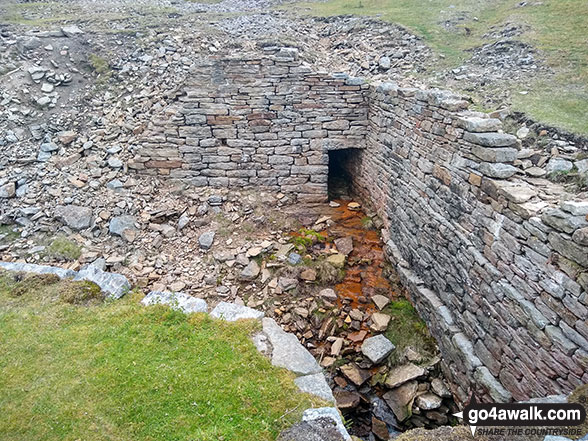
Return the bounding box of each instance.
[324,200,398,312]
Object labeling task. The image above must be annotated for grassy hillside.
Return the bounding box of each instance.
[0,271,318,441]
[288,0,588,134]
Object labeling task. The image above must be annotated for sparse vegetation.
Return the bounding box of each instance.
[384,298,438,365]
[45,236,82,261]
[287,0,588,134]
[0,271,320,441]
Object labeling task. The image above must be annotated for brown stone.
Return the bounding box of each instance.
[468,172,482,186]
[340,363,372,386]
[371,416,390,440]
[383,380,418,422]
[385,363,426,389]
[300,268,317,281]
[433,164,451,186]
[334,390,361,410]
[370,313,391,332]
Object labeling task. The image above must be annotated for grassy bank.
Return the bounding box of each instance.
[0,271,318,441]
[286,0,588,134]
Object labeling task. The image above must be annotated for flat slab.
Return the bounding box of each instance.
[294,373,335,403]
[302,408,351,441]
[0,261,76,279]
[74,263,130,299]
[361,334,395,364]
[262,318,321,375]
[141,291,207,314]
[210,301,264,321]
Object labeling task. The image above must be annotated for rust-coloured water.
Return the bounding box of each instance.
[325,200,398,312]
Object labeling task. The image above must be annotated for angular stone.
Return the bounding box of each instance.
[370,312,391,332]
[109,215,137,236]
[278,277,298,291]
[0,182,16,198]
[472,145,518,163]
[464,132,517,147]
[334,390,361,410]
[572,227,588,246]
[198,231,215,250]
[385,363,426,388]
[54,205,92,230]
[542,209,588,234]
[499,185,537,203]
[320,288,338,301]
[0,261,76,279]
[431,378,452,398]
[473,366,513,402]
[300,407,351,441]
[561,201,588,216]
[334,237,353,256]
[211,302,264,321]
[361,334,395,364]
[372,294,390,310]
[141,291,207,314]
[294,373,335,403]
[525,166,547,177]
[458,117,502,133]
[340,363,371,386]
[479,162,518,179]
[262,318,321,375]
[74,262,130,299]
[326,253,346,268]
[545,158,573,174]
[415,393,442,410]
[383,380,418,422]
[240,260,260,281]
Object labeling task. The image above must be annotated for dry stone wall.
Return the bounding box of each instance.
[350,83,588,404]
[131,48,368,203]
[132,50,588,405]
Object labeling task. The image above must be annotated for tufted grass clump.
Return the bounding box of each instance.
[0,270,320,441]
[46,236,82,261]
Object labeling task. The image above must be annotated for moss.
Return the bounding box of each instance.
[59,280,104,305]
[46,237,81,261]
[7,272,61,298]
[0,225,20,244]
[384,298,438,365]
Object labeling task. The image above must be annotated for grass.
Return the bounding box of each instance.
[0,225,19,245]
[285,0,588,134]
[0,270,320,441]
[384,298,438,365]
[45,236,82,261]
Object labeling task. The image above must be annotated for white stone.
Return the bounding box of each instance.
[294,373,335,403]
[361,334,395,364]
[211,302,264,321]
[141,291,207,314]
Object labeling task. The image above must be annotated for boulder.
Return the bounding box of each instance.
[54,205,92,230]
[74,262,130,299]
[545,158,573,174]
[141,291,207,314]
[211,302,264,321]
[109,215,137,236]
[334,237,353,256]
[262,318,321,375]
[294,373,335,403]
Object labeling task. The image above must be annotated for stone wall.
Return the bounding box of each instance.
[350,83,588,404]
[130,48,368,203]
[132,49,588,405]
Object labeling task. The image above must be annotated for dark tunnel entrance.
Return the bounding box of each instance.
[328,149,362,201]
